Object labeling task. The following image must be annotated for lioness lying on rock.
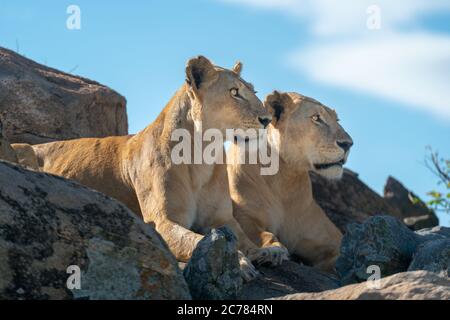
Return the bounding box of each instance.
[228,91,353,273]
[13,56,272,281]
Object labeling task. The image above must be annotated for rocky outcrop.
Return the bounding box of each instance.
[0,118,17,163]
[275,271,450,300]
[384,176,439,230]
[0,160,190,300]
[336,216,421,285]
[336,215,450,285]
[0,47,128,145]
[408,239,449,276]
[310,169,403,233]
[239,261,340,300]
[183,227,242,300]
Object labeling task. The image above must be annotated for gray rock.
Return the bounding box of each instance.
[0,47,128,145]
[336,215,422,284]
[239,260,340,300]
[408,239,450,277]
[183,227,242,300]
[275,271,450,300]
[0,117,17,163]
[384,176,439,230]
[0,160,190,300]
[416,226,450,241]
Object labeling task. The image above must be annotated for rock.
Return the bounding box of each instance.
[310,169,403,233]
[0,47,128,145]
[275,271,450,300]
[0,160,190,300]
[384,176,439,230]
[408,239,450,276]
[183,227,242,300]
[416,226,450,241]
[0,117,17,163]
[336,215,422,285]
[239,260,340,300]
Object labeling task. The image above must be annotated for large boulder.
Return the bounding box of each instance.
[384,176,439,230]
[336,215,450,285]
[408,239,450,276]
[0,160,190,300]
[275,271,450,300]
[336,216,423,284]
[183,227,242,300]
[310,169,403,233]
[239,260,340,300]
[0,47,128,145]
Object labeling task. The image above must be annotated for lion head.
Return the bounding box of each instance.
[185,56,272,134]
[265,91,353,179]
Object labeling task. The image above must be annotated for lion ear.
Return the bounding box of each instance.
[264,91,293,125]
[185,56,218,93]
[232,61,243,75]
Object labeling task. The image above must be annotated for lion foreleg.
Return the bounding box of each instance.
[234,214,289,266]
[155,218,204,262]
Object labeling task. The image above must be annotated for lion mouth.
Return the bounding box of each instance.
[314,159,345,170]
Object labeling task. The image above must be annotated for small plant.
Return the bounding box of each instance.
[422,147,449,214]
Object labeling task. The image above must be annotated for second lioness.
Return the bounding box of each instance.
[228,91,353,273]
[17,56,272,280]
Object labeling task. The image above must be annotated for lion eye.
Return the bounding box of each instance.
[230,88,239,97]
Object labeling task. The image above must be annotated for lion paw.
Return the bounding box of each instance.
[238,251,260,282]
[253,246,289,266]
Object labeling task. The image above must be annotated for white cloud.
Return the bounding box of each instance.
[219,0,450,120]
[219,0,450,35]
[289,32,450,119]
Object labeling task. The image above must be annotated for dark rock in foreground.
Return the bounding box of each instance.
[408,239,450,276]
[0,47,128,145]
[0,160,190,300]
[239,260,340,300]
[336,216,422,284]
[336,215,450,285]
[275,271,450,300]
[183,227,242,300]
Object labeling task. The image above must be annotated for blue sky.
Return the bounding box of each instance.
[1,0,449,225]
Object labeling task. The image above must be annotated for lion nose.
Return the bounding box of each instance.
[337,140,353,152]
[258,116,272,128]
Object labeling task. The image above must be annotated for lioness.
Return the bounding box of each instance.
[227,91,353,273]
[15,56,272,280]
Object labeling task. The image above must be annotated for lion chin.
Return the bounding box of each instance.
[313,161,345,180]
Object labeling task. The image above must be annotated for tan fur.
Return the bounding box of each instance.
[228,91,353,273]
[19,56,272,281]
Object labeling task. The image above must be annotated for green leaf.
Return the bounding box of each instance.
[428,199,443,206]
[427,191,442,199]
